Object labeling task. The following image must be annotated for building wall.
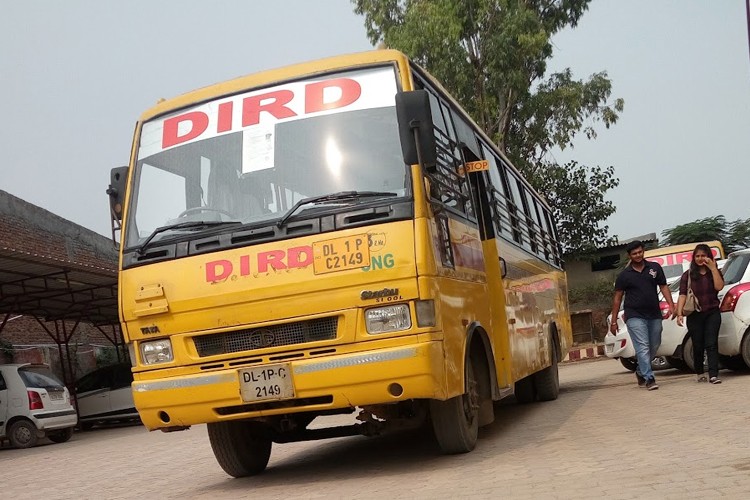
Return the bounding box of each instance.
[565,250,626,289]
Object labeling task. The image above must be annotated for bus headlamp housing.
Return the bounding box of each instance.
[365,305,411,334]
[140,339,174,365]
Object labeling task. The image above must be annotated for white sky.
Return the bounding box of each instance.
[1,0,748,243]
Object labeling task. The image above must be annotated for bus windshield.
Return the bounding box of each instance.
[125,66,407,249]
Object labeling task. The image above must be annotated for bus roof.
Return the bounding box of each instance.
[139,49,412,122]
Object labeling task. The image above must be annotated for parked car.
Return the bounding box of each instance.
[74,363,139,430]
[716,249,750,369]
[0,363,77,448]
[604,302,679,371]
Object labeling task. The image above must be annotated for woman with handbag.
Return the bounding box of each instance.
[676,244,725,383]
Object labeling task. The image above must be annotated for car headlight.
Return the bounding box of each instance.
[140,339,174,365]
[365,304,411,334]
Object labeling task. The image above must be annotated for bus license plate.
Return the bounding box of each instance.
[313,234,370,274]
[239,364,295,402]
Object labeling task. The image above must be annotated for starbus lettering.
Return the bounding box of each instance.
[162,78,362,149]
[360,288,399,300]
[205,245,314,282]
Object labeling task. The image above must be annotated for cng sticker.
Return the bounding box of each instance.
[362,253,395,272]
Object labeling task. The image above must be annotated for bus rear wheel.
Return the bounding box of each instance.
[430,355,480,454]
[207,421,272,478]
[534,346,559,401]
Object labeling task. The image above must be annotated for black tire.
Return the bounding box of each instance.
[514,375,536,404]
[534,344,559,402]
[741,332,750,369]
[48,427,74,443]
[8,420,38,449]
[682,336,708,374]
[430,356,480,454]
[665,356,688,372]
[719,354,747,371]
[207,421,272,478]
[683,336,695,373]
[619,357,638,372]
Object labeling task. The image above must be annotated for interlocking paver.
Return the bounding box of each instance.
[2,359,750,499]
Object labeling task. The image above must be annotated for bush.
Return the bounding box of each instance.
[569,279,613,307]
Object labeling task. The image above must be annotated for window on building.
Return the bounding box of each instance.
[591,254,621,272]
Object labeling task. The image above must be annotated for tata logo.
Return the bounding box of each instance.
[249,329,276,348]
[140,325,160,335]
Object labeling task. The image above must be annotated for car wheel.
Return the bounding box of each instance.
[207,421,272,477]
[665,356,688,371]
[619,357,638,372]
[741,331,750,369]
[48,427,74,443]
[683,336,709,373]
[430,354,481,454]
[719,354,747,371]
[683,336,695,373]
[8,420,39,449]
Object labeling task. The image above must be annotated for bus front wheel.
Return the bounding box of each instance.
[430,355,480,454]
[207,420,272,478]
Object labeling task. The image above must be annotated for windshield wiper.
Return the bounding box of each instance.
[136,220,241,255]
[276,191,398,229]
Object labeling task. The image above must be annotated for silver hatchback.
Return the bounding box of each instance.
[0,363,78,448]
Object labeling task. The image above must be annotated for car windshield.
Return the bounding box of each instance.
[125,66,408,249]
[661,263,684,282]
[722,253,750,286]
[19,366,64,389]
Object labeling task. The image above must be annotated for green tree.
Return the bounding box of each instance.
[661,216,750,253]
[352,0,623,252]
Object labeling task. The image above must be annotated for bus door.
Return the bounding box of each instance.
[464,147,512,390]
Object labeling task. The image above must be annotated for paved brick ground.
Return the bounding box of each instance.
[2,359,749,499]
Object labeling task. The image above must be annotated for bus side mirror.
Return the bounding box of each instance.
[107,167,128,222]
[396,90,437,171]
[107,166,128,245]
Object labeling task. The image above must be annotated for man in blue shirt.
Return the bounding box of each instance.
[610,240,676,390]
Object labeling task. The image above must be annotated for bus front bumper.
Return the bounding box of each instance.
[132,341,445,430]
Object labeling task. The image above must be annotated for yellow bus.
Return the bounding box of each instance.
[644,241,725,283]
[107,49,571,477]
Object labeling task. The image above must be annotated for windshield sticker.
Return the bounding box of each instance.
[242,126,275,173]
[139,67,398,160]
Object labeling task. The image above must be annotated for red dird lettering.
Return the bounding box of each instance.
[162,111,209,149]
[162,78,362,149]
[205,245,314,282]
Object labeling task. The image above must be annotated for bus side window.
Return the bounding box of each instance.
[414,71,476,221]
[480,142,513,240]
[518,184,538,254]
[505,168,524,245]
[544,210,562,267]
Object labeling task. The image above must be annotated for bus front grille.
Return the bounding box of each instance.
[193,316,338,357]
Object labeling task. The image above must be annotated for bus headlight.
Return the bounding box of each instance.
[140,339,174,365]
[365,304,411,334]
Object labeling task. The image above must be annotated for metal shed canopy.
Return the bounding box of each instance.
[0,189,119,328]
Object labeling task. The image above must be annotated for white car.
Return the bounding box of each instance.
[604,302,682,371]
[716,249,750,368]
[0,363,78,448]
[74,363,139,430]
